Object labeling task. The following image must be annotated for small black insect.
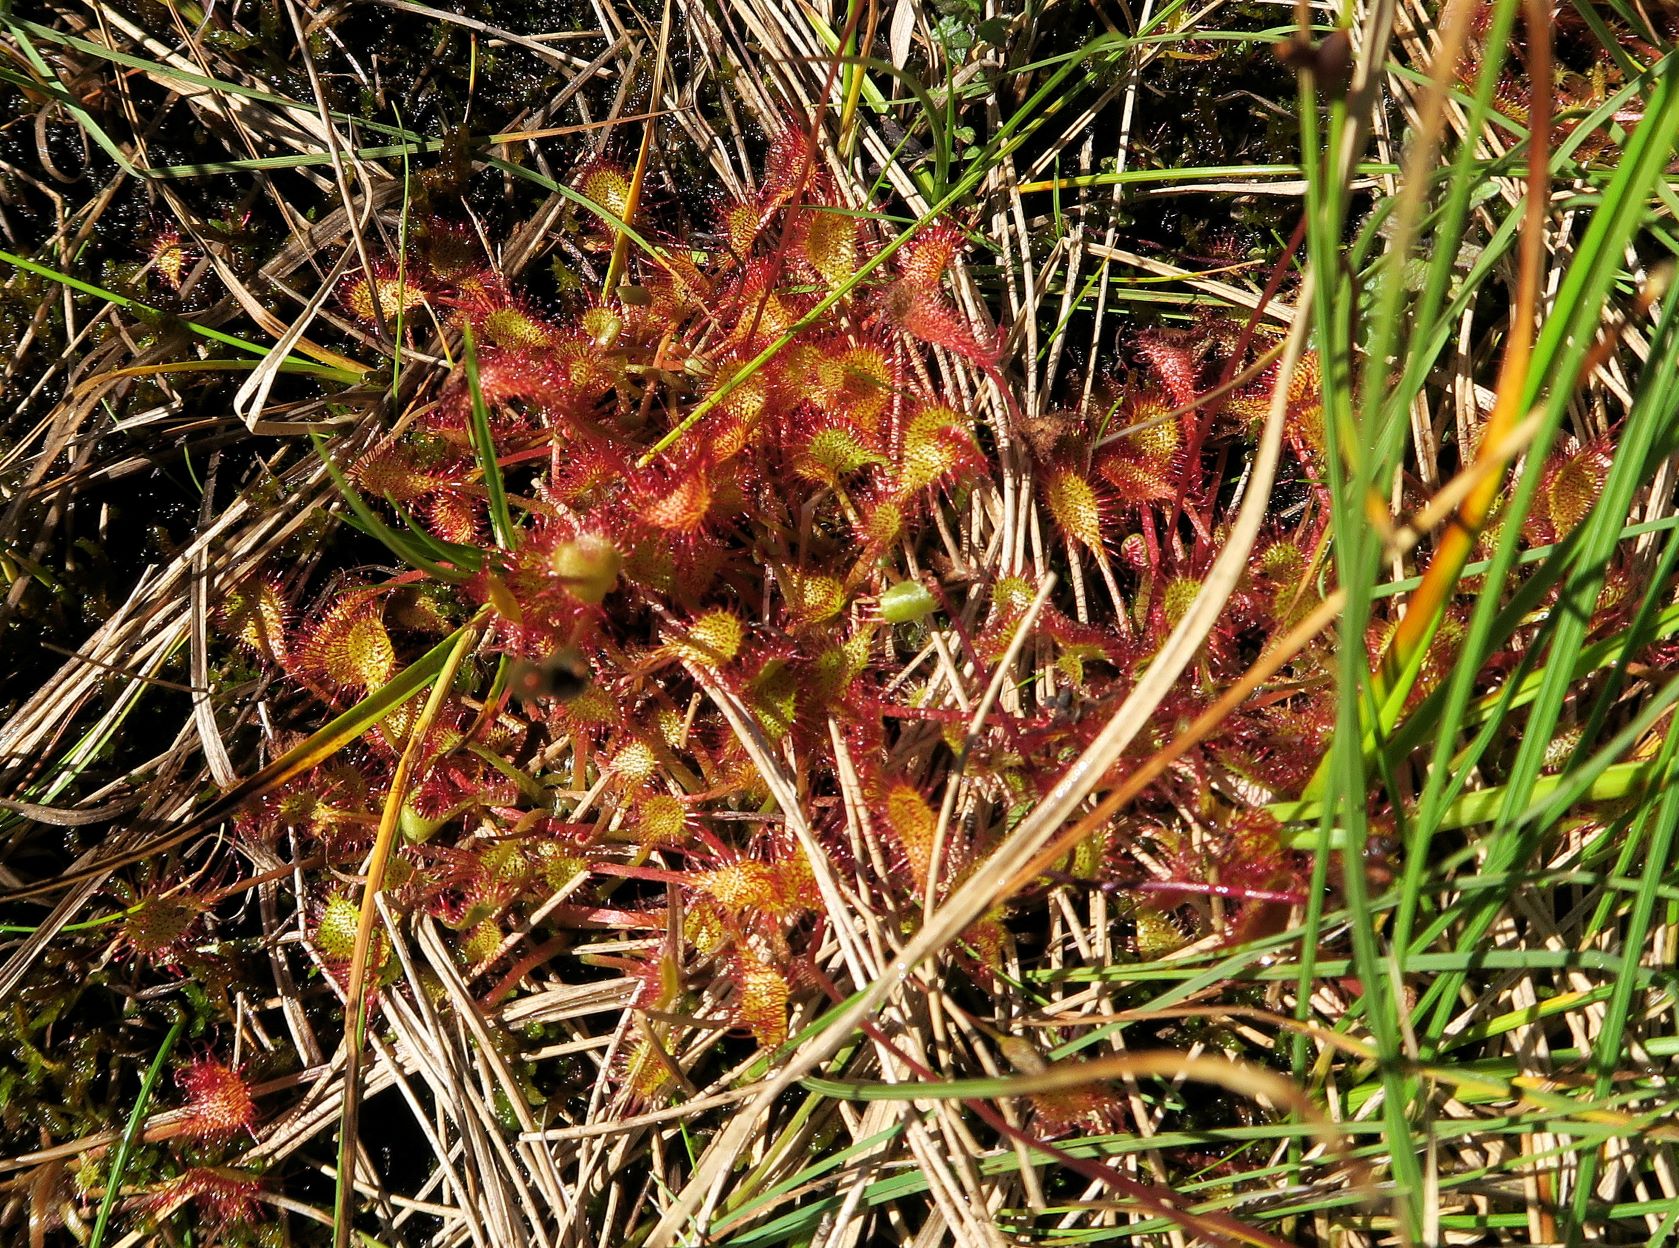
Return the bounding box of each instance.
[506,647,591,703]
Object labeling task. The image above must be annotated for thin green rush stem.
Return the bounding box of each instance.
[88,1014,185,1248]
[332,615,484,1247]
[0,248,363,377]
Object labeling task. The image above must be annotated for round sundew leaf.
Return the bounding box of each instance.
[670,609,744,667]
[790,573,846,623]
[400,793,447,843]
[314,894,361,961]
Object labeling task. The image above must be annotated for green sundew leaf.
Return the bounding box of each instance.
[311,434,476,583]
[89,1014,184,1248]
[461,324,516,551]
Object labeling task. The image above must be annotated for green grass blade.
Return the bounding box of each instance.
[0,248,362,376]
[311,433,479,581]
[88,1014,185,1248]
[460,323,516,550]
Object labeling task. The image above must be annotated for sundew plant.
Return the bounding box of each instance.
[1,0,1678,1245]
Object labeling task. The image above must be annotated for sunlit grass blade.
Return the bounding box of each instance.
[311,432,480,581]
[87,1014,185,1248]
[459,323,516,551]
[0,247,365,376]
[333,615,483,1248]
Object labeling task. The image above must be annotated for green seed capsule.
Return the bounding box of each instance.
[880,580,937,623]
[399,794,446,843]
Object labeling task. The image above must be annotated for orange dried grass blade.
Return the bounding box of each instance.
[602,0,672,300]
[837,0,880,159]
[331,613,483,1248]
[1371,0,1552,723]
[1010,590,1348,895]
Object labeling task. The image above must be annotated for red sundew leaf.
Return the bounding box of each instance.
[175,1058,258,1139]
[1134,330,1201,409]
[896,404,983,495]
[729,952,790,1047]
[719,258,809,351]
[884,780,938,892]
[352,443,458,505]
[114,892,206,965]
[718,194,765,258]
[217,576,290,667]
[451,345,574,426]
[441,268,510,322]
[339,260,427,327]
[1043,462,1113,551]
[416,219,483,282]
[896,220,966,288]
[882,282,1000,369]
[476,296,559,350]
[1117,387,1185,461]
[759,124,819,211]
[1029,1084,1128,1139]
[146,1167,265,1226]
[291,592,397,701]
[1097,450,1177,506]
[422,490,484,546]
[798,204,862,288]
[147,226,192,292]
[639,461,716,535]
[1529,438,1612,544]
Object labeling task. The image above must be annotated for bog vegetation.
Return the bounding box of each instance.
[2,0,1678,1245]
